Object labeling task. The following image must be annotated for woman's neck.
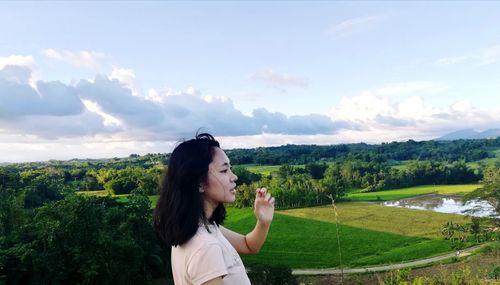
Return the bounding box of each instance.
[203,199,219,220]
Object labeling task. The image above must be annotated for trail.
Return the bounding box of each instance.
[292,243,490,275]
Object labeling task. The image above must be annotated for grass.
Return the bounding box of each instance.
[78,190,108,196]
[240,164,282,176]
[80,184,482,269]
[390,160,412,171]
[115,195,158,208]
[224,207,456,269]
[346,184,480,201]
[77,191,159,208]
[240,164,305,176]
[468,148,500,169]
[279,203,471,239]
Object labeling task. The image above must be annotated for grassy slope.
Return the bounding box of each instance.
[346,184,480,201]
[279,203,471,239]
[225,207,456,269]
[468,148,500,169]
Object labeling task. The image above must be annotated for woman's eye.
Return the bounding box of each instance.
[221,169,228,173]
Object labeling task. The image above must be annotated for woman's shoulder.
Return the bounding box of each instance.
[183,224,220,248]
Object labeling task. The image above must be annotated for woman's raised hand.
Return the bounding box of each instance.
[254,188,275,225]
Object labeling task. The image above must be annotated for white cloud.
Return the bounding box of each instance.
[330,85,500,141]
[145,86,201,103]
[0,54,39,88]
[327,15,383,39]
[331,81,450,123]
[0,66,342,143]
[249,69,308,89]
[42,48,107,69]
[436,44,500,66]
[82,99,123,128]
[109,67,142,96]
[0,55,36,69]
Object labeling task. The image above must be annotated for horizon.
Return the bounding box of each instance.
[1,1,500,162]
[3,133,499,164]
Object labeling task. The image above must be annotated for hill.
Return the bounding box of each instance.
[437,128,500,140]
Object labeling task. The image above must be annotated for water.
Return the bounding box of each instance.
[382,194,498,218]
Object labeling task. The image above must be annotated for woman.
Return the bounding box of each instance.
[154,133,275,285]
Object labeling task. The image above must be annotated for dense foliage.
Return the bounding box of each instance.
[0,192,171,285]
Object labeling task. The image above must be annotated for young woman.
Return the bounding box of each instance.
[154,133,275,285]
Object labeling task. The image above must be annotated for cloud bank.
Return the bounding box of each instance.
[0,64,341,143]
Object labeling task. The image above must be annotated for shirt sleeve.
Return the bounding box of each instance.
[187,243,228,285]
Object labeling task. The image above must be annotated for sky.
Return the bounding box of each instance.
[1,1,500,162]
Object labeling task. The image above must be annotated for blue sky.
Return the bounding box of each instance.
[1,1,500,162]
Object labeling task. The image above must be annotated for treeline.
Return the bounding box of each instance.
[227,138,500,165]
[0,163,163,205]
[233,159,480,209]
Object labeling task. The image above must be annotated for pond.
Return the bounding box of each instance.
[382,194,498,218]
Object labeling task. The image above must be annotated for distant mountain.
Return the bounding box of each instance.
[436,129,480,140]
[436,128,500,140]
[472,129,500,139]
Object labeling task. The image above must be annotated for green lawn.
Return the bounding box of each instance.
[346,184,480,201]
[224,207,457,268]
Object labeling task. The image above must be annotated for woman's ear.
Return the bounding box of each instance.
[199,185,204,193]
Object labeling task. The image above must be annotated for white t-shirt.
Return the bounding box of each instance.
[171,223,251,285]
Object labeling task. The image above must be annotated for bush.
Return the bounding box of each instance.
[489,266,500,280]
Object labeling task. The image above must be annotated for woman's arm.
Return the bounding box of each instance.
[220,188,274,254]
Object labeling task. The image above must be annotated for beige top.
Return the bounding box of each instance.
[171,223,251,285]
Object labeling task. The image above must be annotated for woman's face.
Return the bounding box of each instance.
[201,147,238,207]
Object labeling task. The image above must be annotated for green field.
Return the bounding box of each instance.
[241,164,305,175]
[77,191,159,208]
[346,184,480,201]
[79,184,482,269]
[224,207,460,268]
[468,148,500,169]
[279,203,470,239]
[389,160,412,170]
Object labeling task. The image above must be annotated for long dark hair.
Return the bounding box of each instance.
[153,133,226,247]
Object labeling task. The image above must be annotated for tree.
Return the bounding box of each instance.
[319,165,347,201]
[464,166,500,222]
[2,194,171,284]
[22,174,66,208]
[232,166,261,185]
[305,162,328,179]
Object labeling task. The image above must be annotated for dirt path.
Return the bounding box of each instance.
[292,243,489,275]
